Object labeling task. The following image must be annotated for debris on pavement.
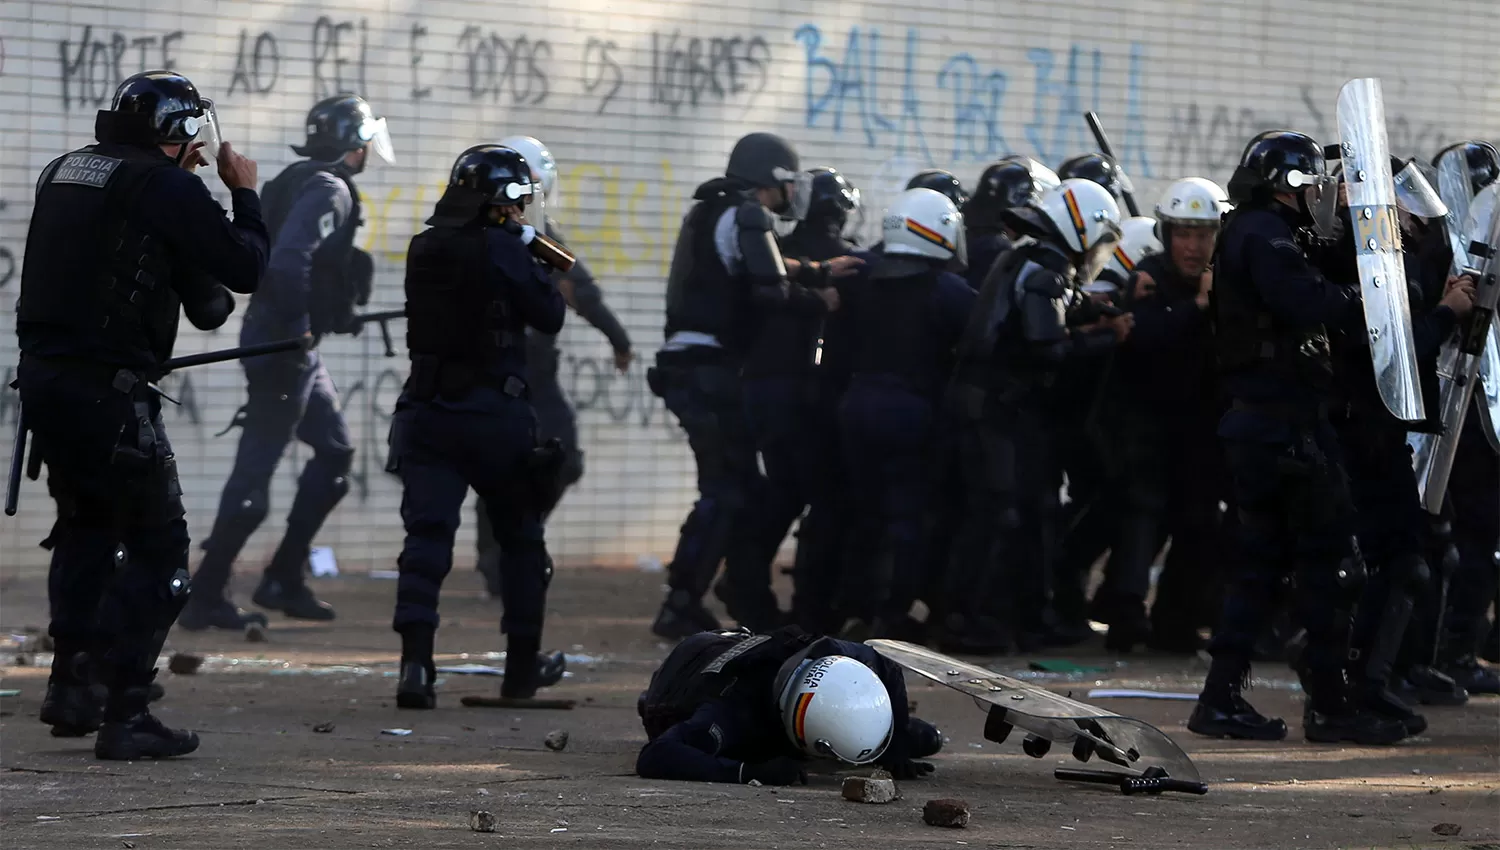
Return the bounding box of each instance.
[469,810,498,833]
[245,623,267,643]
[842,776,899,804]
[923,799,970,828]
[544,729,569,751]
[1432,823,1462,836]
[1086,688,1198,701]
[381,728,413,736]
[0,690,20,698]
[312,722,335,733]
[168,652,204,675]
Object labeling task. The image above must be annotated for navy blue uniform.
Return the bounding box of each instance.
[18,142,268,725]
[744,221,855,634]
[963,229,1013,290]
[389,224,564,649]
[474,221,631,586]
[835,254,974,628]
[191,162,360,616]
[636,628,934,783]
[1204,200,1366,705]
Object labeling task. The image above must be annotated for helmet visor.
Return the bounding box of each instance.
[1393,159,1448,220]
[1077,226,1122,286]
[1288,170,1340,238]
[774,167,813,222]
[359,115,396,166]
[841,187,865,242]
[186,98,223,162]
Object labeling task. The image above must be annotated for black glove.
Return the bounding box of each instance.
[740,757,808,786]
[885,759,936,780]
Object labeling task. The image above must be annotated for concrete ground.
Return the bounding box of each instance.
[1,566,1497,850]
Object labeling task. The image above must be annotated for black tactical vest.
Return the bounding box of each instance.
[403,224,516,400]
[1211,207,1334,392]
[663,190,743,350]
[638,627,818,741]
[259,160,366,335]
[848,264,940,392]
[17,144,180,369]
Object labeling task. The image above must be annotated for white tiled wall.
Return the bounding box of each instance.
[1,0,1497,574]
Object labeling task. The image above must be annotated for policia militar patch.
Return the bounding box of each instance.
[51,153,123,189]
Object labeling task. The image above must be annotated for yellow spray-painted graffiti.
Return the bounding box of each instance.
[356,160,680,280]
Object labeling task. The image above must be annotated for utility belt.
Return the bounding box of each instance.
[24,356,166,476]
[407,354,528,403]
[646,346,738,399]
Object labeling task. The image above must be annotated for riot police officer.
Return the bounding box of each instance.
[472,135,634,597]
[835,188,975,639]
[963,157,1059,289]
[387,145,568,708]
[938,179,1131,654]
[18,70,268,757]
[1058,153,1127,204]
[636,626,943,784]
[647,133,857,639]
[745,167,861,634]
[182,94,394,630]
[1187,130,1406,745]
[905,169,969,210]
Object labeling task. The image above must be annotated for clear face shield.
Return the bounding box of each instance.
[178,98,223,164]
[947,209,969,268]
[1286,169,1340,238]
[1393,158,1449,220]
[357,114,396,166]
[842,187,866,242]
[773,167,814,222]
[1076,222,1123,287]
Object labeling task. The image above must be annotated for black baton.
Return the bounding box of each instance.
[4,407,26,517]
[1084,111,1141,217]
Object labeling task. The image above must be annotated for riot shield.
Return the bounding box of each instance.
[867,639,1201,782]
[1414,183,1500,510]
[1436,147,1477,277]
[1479,323,1500,452]
[1337,78,1426,422]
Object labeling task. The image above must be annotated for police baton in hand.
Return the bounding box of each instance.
[345,310,407,357]
[1084,111,1141,217]
[5,337,308,516]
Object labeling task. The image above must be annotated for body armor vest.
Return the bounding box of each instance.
[259,160,367,335]
[849,266,940,393]
[17,143,180,369]
[1211,207,1335,393]
[663,190,743,350]
[403,224,516,400]
[638,627,817,741]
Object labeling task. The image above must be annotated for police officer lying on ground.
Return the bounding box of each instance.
[18,70,268,758]
[636,626,944,784]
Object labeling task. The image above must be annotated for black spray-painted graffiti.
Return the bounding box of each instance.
[227,29,280,96]
[0,198,15,289]
[581,38,624,115]
[456,27,551,104]
[650,31,771,114]
[311,16,368,99]
[408,23,432,101]
[58,26,183,109]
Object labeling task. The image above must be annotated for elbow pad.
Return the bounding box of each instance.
[184,285,235,331]
[1019,269,1068,343]
[737,202,788,285]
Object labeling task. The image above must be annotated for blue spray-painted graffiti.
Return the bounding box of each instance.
[797,24,1153,177]
[795,25,931,161]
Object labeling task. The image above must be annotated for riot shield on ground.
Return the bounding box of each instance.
[1337,78,1425,422]
[867,639,1201,782]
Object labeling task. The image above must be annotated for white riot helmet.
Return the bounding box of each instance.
[882,187,967,265]
[498,135,558,215]
[1088,216,1163,294]
[1034,178,1124,285]
[778,655,894,765]
[1155,177,1230,230]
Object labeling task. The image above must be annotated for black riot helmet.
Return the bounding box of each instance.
[94,70,209,150]
[1057,153,1123,199]
[426,145,535,227]
[725,132,810,220]
[1227,130,1328,202]
[292,94,395,166]
[967,157,1052,229]
[906,169,968,209]
[1431,141,1500,194]
[805,167,860,228]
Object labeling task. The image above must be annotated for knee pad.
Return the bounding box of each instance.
[1388,552,1431,595]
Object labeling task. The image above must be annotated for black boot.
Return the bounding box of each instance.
[1400,664,1470,705]
[1300,671,1408,746]
[177,596,270,632]
[1440,655,1500,696]
[712,579,785,633]
[95,678,199,761]
[501,635,543,699]
[253,576,335,621]
[1104,610,1152,654]
[651,589,720,640]
[1189,658,1288,741]
[396,628,437,710]
[41,650,104,738]
[1358,680,1427,736]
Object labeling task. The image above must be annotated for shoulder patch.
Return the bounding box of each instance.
[1268,237,1302,253]
[707,723,725,754]
[318,211,337,239]
[50,153,122,189]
